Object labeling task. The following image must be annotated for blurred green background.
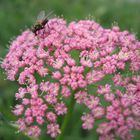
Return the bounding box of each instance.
[0,0,140,140]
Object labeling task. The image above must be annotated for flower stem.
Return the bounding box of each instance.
[56,90,76,140]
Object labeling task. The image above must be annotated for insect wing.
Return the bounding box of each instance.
[47,11,53,17]
[37,10,45,21]
[46,11,54,19]
[41,11,54,26]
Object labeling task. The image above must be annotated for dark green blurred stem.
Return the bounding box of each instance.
[56,90,76,140]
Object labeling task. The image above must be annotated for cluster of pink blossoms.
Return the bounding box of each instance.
[1,18,140,140]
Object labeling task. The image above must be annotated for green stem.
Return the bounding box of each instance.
[56,90,76,140]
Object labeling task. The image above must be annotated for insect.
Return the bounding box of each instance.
[32,10,53,35]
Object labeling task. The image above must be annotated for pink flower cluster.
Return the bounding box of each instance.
[1,18,140,139]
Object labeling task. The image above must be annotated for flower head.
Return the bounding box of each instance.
[1,17,140,139]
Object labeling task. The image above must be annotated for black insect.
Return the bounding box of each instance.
[32,11,53,35]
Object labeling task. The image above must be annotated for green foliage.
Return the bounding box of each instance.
[0,0,140,140]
